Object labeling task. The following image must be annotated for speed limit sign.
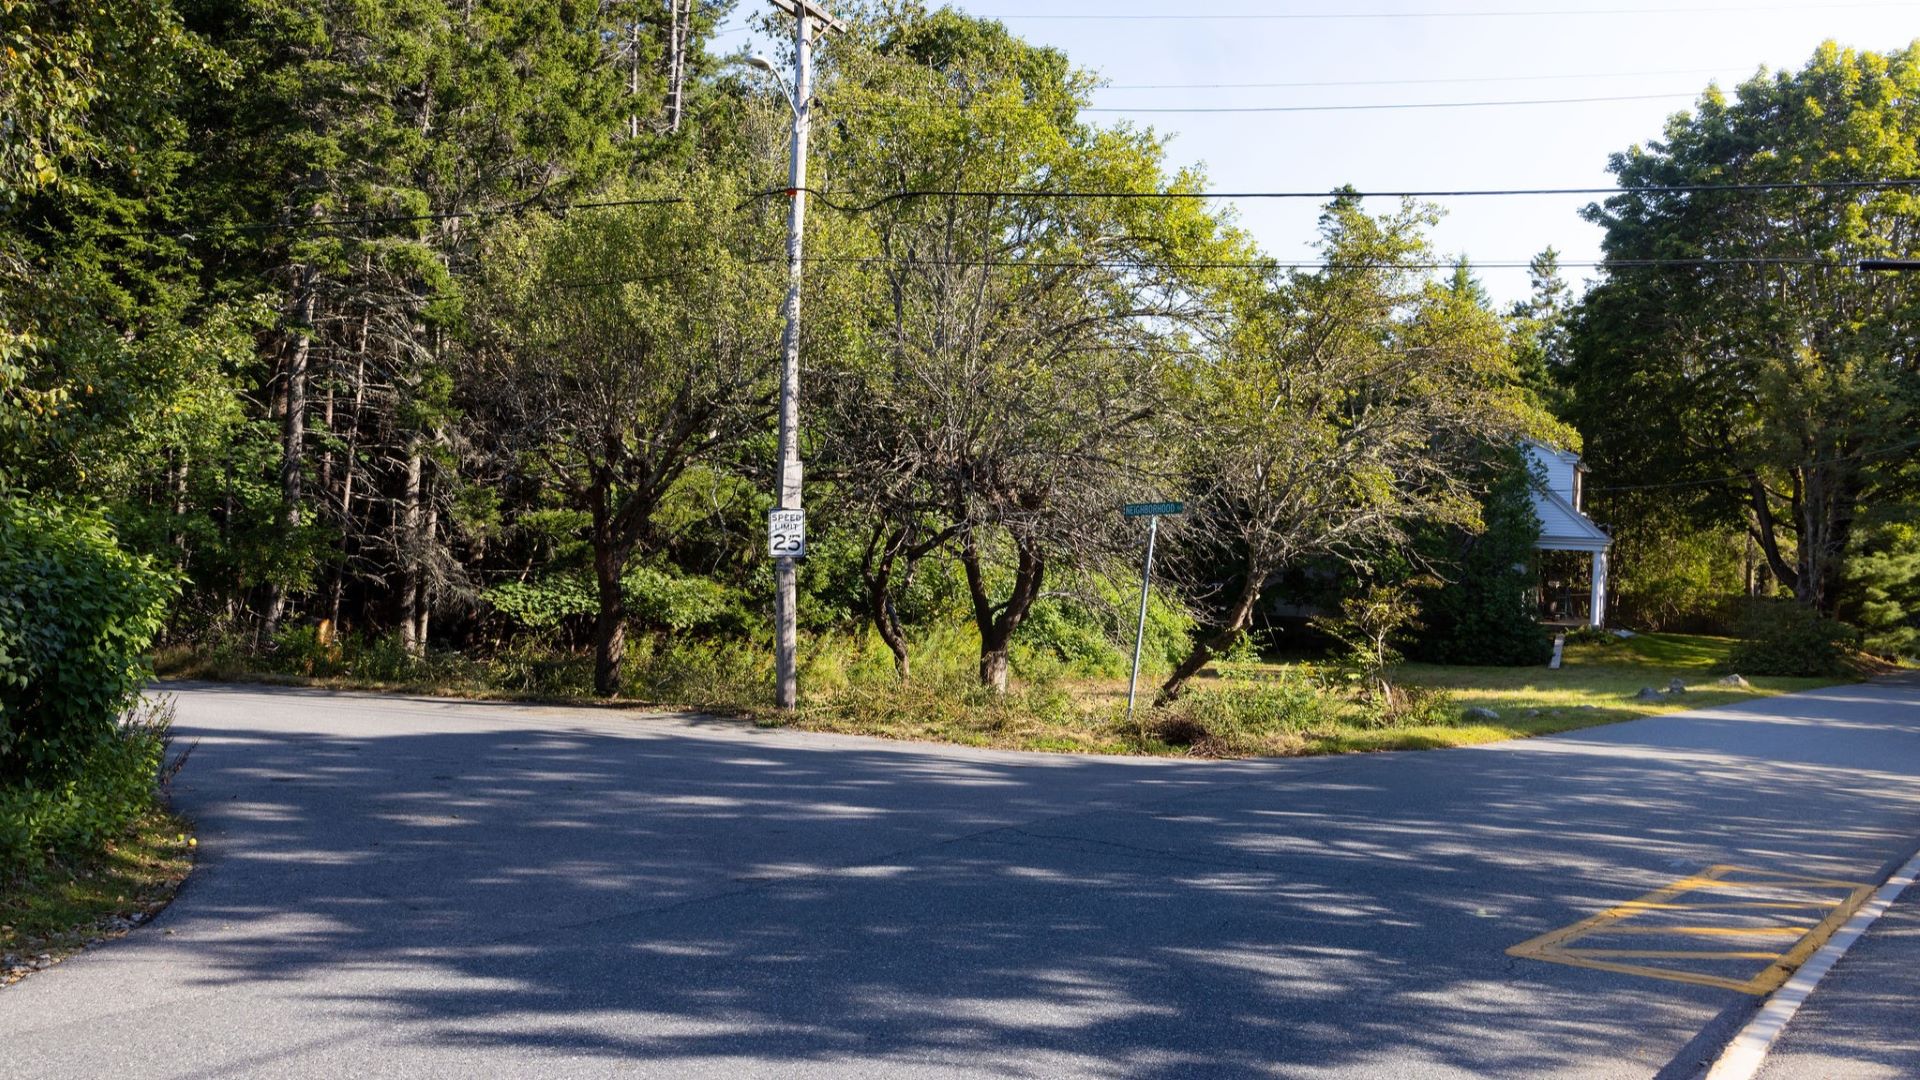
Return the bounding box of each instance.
[768,508,806,558]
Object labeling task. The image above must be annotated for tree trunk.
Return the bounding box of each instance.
[264,273,315,636]
[960,531,1045,694]
[591,528,628,698]
[170,449,189,553]
[398,439,423,656]
[327,325,369,631]
[1746,475,1801,597]
[413,496,437,649]
[665,0,686,134]
[861,527,912,680]
[1795,463,1859,616]
[1158,569,1266,703]
[626,21,641,140]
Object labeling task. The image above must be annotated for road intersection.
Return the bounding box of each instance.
[3,678,1916,1078]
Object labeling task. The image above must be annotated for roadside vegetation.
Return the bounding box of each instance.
[1,499,189,973]
[157,625,1865,759]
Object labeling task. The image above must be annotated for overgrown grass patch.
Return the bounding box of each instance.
[778,630,1856,757]
[1,807,193,984]
[155,629,1863,760]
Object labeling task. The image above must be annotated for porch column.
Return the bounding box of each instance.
[1589,549,1608,628]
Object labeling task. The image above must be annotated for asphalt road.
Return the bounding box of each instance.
[1759,862,1920,1080]
[3,678,1917,1079]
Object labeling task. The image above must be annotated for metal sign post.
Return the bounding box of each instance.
[1122,501,1183,726]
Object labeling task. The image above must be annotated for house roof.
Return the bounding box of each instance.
[1533,485,1611,552]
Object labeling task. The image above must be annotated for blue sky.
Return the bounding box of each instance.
[721,1,1920,304]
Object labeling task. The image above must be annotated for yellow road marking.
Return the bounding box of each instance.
[1507,864,1880,995]
[1643,895,1835,903]
[1559,949,1787,961]
[1600,926,1808,937]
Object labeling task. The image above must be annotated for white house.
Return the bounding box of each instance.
[1522,440,1612,628]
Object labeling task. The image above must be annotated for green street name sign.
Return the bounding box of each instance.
[1122,501,1184,518]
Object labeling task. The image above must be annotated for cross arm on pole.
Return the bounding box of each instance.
[768,0,846,34]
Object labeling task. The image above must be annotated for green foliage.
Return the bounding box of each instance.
[483,564,748,636]
[1312,584,1424,707]
[1010,578,1192,680]
[1,697,174,870]
[1148,671,1332,753]
[1610,512,1748,633]
[1844,509,1920,659]
[1726,599,1861,677]
[0,498,177,784]
[1413,454,1554,666]
[1568,41,1920,614]
[622,634,776,710]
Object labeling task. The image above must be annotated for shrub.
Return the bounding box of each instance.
[1313,584,1424,707]
[1011,581,1193,681]
[0,497,177,785]
[1562,626,1619,647]
[1,697,175,870]
[1726,599,1860,677]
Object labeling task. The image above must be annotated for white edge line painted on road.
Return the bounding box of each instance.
[1704,846,1920,1080]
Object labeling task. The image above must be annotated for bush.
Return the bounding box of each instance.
[1,697,175,870]
[0,497,177,785]
[1726,599,1860,677]
[1011,580,1193,681]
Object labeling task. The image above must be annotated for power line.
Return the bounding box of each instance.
[1090,92,1699,114]
[827,91,1703,115]
[367,251,1898,309]
[82,179,1920,241]
[1094,66,1751,90]
[797,179,1920,213]
[980,3,1915,20]
[805,255,1849,270]
[1594,439,1920,492]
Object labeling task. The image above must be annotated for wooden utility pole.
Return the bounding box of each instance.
[764,0,842,710]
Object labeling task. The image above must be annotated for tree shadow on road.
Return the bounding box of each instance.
[41,681,1920,1078]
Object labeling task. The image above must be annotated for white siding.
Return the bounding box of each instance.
[1523,441,1611,552]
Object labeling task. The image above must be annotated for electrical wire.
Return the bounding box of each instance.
[1094,66,1751,90]
[801,254,1853,271]
[1077,93,1698,114]
[978,2,1917,20]
[794,179,1920,213]
[826,91,1703,115]
[80,179,1920,241]
[1594,438,1920,492]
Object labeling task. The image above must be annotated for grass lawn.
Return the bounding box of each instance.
[780,631,1856,758]
[1305,632,1846,754]
[1,810,195,984]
